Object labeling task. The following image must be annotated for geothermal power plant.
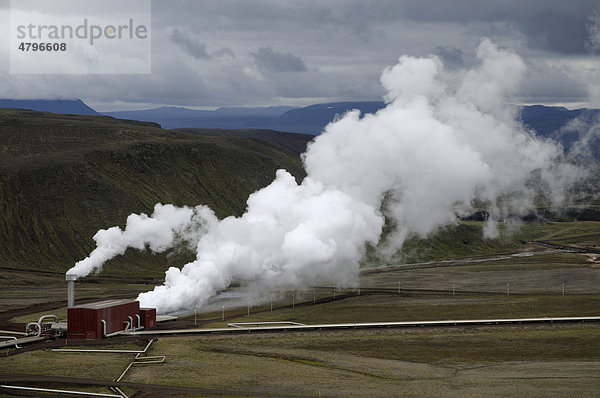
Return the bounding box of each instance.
[67,299,156,340]
[0,274,157,349]
[65,274,156,340]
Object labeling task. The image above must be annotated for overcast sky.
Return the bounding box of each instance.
[1,0,599,111]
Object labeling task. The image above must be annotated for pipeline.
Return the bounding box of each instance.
[0,335,50,349]
[0,385,122,397]
[94,319,144,339]
[115,345,165,383]
[53,338,156,354]
[0,330,27,337]
[0,314,59,349]
[111,386,129,398]
[123,316,600,337]
[25,322,41,337]
[38,314,58,328]
[54,339,165,386]
[105,320,129,337]
[0,336,21,349]
[228,321,305,328]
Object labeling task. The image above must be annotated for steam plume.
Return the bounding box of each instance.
[70,39,581,313]
[67,203,216,277]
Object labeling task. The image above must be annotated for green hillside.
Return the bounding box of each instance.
[0,108,308,275]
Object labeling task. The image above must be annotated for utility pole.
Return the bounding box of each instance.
[507,282,510,296]
[222,305,224,321]
[452,283,455,296]
[562,283,565,296]
[292,293,295,308]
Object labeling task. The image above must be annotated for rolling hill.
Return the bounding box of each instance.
[0,108,310,273]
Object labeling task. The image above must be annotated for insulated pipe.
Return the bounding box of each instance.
[0,336,22,348]
[0,330,28,336]
[37,315,58,332]
[104,321,130,338]
[38,315,58,325]
[25,322,41,337]
[127,316,134,332]
[99,319,138,339]
[53,338,156,353]
[0,385,122,397]
[136,314,141,329]
[66,273,78,308]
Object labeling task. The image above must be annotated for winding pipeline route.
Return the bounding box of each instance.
[124,316,600,336]
[532,240,600,254]
[360,248,569,274]
[0,374,310,397]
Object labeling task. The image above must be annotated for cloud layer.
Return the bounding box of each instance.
[0,0,598,108]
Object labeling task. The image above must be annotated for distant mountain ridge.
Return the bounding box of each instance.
[103,101,600,141]
[0,99,98,115]
[101,101,386,132]
[520,105,600,153]
[104,105,297,129]
[2,98,598,160]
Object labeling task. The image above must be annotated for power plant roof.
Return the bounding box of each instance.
[71,299,137,310]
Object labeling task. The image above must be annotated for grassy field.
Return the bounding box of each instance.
[194,294,600,329]
[383,220,600,264]
[120,325,600,397]
[1,225,599,396]
[2,322,599,397]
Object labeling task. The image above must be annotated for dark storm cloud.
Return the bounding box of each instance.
[170,28,210,59]
[587,11,600,52]
[1,0,597,109]
[251,47,308,73]
[155,1,600,55]
[400,0,600,54]
[170,28,234,60]
[520,60,588,104]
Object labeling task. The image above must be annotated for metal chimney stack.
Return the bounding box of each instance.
[66,273,78,308]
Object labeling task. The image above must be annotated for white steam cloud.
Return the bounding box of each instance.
[69,39,581,313]
[67,204,215,277]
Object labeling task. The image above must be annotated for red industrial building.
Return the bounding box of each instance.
[67,299,156,339]
[139,307,157,329]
